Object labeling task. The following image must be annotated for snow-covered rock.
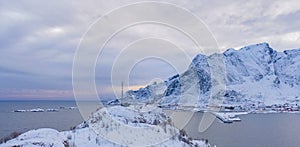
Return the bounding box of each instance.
[86,105,209,146]
[13,108,60,113]
[123,43,300,107]
[106,99,121,105]
[1,128,65,147]
[46,109,59,112]
[1,106,211,147]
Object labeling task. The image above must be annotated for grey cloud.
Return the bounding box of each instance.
[0,0,299,99]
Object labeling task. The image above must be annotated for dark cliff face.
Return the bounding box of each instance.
[190,54,211,94]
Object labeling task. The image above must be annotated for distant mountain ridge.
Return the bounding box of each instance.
[123,43,300,108]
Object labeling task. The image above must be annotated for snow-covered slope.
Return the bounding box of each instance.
[1,106,210,147]
[123,43,300,107]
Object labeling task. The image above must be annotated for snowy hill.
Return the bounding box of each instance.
[123,43,300,108]
[0,105,211,147]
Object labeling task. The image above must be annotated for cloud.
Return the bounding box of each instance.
[0,0,299,99]
[264,0,300,19]
[0,88,73,100]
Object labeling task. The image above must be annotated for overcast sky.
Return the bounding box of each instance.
[0,0,299,100]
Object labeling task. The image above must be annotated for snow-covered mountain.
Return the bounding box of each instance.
[123,43,300,108]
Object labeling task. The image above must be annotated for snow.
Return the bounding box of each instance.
[211,112,248,123]
[13,109,26,112]
[1,105,211,147]
[122,43,300,108]
[13,107,78,113]
[87,105,192,146]
[1,128,65,147]
[14,108,45,112]
[46,109,59,112]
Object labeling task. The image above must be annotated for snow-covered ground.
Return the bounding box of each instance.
[1,105,212,147]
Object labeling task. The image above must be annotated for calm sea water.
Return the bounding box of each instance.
[1,101,300,146]
[0,101,84,138]
[184,112,300,147]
